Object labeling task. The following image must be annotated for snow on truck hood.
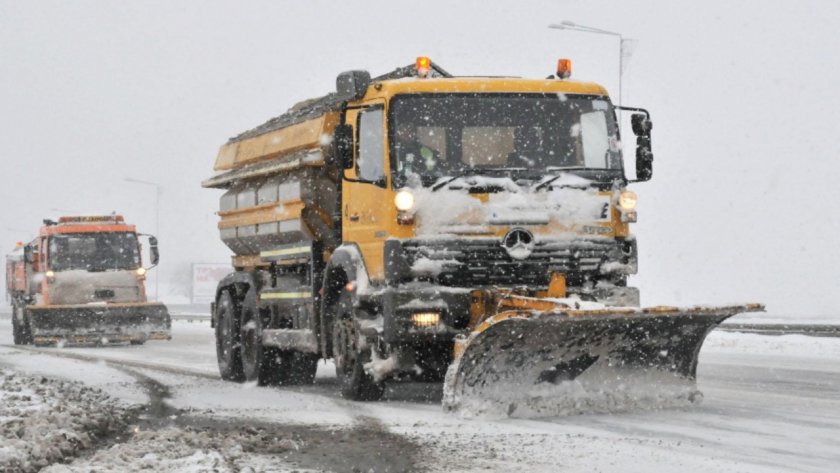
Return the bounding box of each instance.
[412,175,612,236]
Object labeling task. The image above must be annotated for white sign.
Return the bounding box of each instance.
[191,263,231,304]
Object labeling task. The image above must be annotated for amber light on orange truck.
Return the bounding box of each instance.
[556,58,572,79]
[416,56,432,77]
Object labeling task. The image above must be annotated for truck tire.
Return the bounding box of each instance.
[20,306,33,345]
[331,292,384,401]
[215,291,245,381]
[11,304,23,345]
[239,287,266,383]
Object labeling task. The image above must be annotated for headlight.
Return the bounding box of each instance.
[136,267,147,276]
[618,191,637,210]
[394,190,415,212]
[45,270,55,281]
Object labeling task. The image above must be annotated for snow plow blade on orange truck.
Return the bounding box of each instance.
[442,296,763,416]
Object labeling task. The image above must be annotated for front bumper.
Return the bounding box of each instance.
[27,302,171,344]
[380,284,471,344]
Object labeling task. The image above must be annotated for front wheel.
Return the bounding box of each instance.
[332,315,384,401]
[215,291,245,381]
[18,305,33,345]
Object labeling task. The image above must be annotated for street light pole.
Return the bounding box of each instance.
[124,177,162,301]
[548,21,629,107]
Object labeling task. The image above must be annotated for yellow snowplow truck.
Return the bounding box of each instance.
[204,57,761,415]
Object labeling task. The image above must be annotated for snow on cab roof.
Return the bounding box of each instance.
[227,62,609,145]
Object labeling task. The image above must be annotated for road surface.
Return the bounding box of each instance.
[1,319,838,472]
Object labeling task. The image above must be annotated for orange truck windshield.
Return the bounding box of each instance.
[48,232,140,272]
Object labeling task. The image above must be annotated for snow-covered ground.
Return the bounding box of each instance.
[1,320,839,472]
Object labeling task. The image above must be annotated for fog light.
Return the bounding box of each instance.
[411,312,441,328]
[621,210,638,223]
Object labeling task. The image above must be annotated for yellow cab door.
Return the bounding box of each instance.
[342,101,392,281]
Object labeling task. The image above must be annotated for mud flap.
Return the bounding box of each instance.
[27,302,171,345]
[442,304,763,418]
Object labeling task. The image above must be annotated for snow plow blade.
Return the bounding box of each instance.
[442,303,764,417]
[27,302,171,346]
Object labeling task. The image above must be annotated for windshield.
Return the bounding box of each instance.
[389,93,622,188]
[48,232,141,271]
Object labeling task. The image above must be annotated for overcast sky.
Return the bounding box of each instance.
[2,0,838,318]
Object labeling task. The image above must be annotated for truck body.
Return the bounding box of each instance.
[204,59,760,412]
[6,215,170,346]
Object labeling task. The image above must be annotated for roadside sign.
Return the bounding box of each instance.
[191,263,230,304]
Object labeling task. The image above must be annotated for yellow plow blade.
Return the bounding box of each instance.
[442,303,763,418]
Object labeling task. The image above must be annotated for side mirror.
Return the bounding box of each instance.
[631,113,652,136]
[333,124,354,169]
[631,113,653,182]
[336,70,371,101]
[148,236,160,266]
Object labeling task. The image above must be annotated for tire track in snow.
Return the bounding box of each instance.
[4,344,426,472]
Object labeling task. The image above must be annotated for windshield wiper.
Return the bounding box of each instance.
[430,167,527,191]
[431,176,460,191]
[533,168,588,192]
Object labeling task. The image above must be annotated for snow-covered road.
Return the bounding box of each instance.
[1,319,839,472]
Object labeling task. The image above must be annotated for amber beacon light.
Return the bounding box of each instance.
[416,56,431,77]
[556,58,572,79]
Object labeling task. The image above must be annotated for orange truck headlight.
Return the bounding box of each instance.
[395,190,415,211]
[618,191,637,210]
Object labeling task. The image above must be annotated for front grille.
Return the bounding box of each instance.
[402,238,622,287]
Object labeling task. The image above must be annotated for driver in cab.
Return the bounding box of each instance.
[394,124,442,176]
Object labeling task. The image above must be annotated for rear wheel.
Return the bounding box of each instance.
[130,340,146,345]
[215,291,245,381]
[240,288,265,383]
[11,304,23,345]
[332,293,384,401]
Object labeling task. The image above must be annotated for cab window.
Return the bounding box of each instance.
[357,107,385,182]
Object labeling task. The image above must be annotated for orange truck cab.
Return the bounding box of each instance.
[5,215,170,346]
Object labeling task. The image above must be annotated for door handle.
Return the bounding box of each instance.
[349,214,360,222]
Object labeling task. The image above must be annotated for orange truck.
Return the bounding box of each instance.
[5,215,170,346]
